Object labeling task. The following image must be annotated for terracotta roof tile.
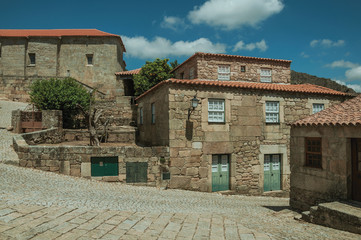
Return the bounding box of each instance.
[0,29,126,51]
[115,68,141,76]
[136,79,348,101]
[171,52,292,73]
[293,94,361,126]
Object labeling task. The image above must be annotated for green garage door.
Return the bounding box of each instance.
[126,162,148,183]
[212,155,229,192]
[264,154,281,192]
[91,156,119,177]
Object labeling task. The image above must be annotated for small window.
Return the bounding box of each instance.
[86,54,93,65]
[208,99,225,123]
[312,103,324,114]
[261,68,272,82]
[189,67,194,80]
[305,138,322,168]
[180,72,184,79]
[241,66,246,72]
[265,101,279,123]
[139,107,143,125]
[218,65,230,80]
[29,53,36,65]
[151,103,155,124]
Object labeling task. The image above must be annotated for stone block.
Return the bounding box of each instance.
[70,165,81,177]
[192,141,202,149]
[81,162,91,177]
[169,176,191,189]
[199,167,208,178]
[60,161,70,175]
[203,142,233,154]
[103,176,119,182]
[170,158,185,168]
[170,119,184,130]
[186,167,199,176]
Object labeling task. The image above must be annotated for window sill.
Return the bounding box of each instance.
[86,64,94,67]
[208,122,226,125]
[27,64,36,67]
[265,122,280,125]
[303,165,323,170]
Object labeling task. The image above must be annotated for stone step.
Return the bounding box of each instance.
[307,201,361,234]
[301,211,310,222]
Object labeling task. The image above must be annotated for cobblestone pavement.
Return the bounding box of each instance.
[0,164,360,240]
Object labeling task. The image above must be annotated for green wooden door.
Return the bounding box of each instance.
[264,154,281,192]
[212,155,229,192]
[91,156,118,177]
[126,162,148,183]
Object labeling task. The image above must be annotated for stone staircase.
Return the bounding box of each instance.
[300,201,361,234]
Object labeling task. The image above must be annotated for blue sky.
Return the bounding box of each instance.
[2,0,361,92]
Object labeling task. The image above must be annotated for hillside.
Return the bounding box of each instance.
[291,70,357,94]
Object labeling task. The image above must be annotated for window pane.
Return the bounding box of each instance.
[313,103,324,114]
[208,99,225,122]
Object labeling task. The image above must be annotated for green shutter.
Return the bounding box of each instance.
[91,156,118,177]
[126,162,148,183]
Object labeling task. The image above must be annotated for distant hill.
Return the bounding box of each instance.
[291,70,357,94]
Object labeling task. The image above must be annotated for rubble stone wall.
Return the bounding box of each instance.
[13,133,169,185]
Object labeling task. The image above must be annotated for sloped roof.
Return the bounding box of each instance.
[293,94,361,126]
[0,29,126,51]
[171,52,292,73]
[115,68,141,76]
[135,79,348,101]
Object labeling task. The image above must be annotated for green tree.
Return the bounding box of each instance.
[133,58,174,95]
[29,78,92,128]
[170,60,179,69]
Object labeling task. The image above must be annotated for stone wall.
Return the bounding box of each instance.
[137,85,170,146]
[173,54,291,83]
[63,127,135,144]
[290,125,361,211]
[13,133,170,186]
[95,99,136,127]
[137,83,345,195]
[0,36,125,101]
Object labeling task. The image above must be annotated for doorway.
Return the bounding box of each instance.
[212,154,229,192]
[351,139,361,201]
[264,154,281,192]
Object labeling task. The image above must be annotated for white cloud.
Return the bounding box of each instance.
[121,36,226,59]
[325,60,359,69]
[160,16,189,31]
[346,66,361,81]
[233,39,268,52]
[335,80,361,93]
[300,52,309,58]
[310,39,345,48]
[188,0,284,30]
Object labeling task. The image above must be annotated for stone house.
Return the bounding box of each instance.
[135,52,350,195]
[290,95,361,211]
[0,29,126,101]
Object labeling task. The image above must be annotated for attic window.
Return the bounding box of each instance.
[86,54,93,65]
[260,68,272,82]
[28,53,36,65]
[190,67,194,79]
[218,65,230,80]
[241,66,246,72]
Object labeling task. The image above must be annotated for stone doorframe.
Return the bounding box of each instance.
[259,144,289,192]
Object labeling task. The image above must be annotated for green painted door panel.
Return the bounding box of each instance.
[91,156,118,177]
[126,162,148,183]
[264,154,281,192]
[212,155,229,192]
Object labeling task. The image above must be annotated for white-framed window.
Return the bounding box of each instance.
[86,54,93,65]
[139,107,143,125]
[260,68,272,82]
[218,65,230,80]
[312,103,324,114]
[28,53,36,65]
[208,99,225,123]
[189,67,194,79]
[151,103,155,124]
[265,101,279,123]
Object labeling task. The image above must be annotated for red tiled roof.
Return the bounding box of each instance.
[171,52,292,73]
[0,29,126,51]
[293,94,361,126]
[135,79,348,101]
[115,68,141,76]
